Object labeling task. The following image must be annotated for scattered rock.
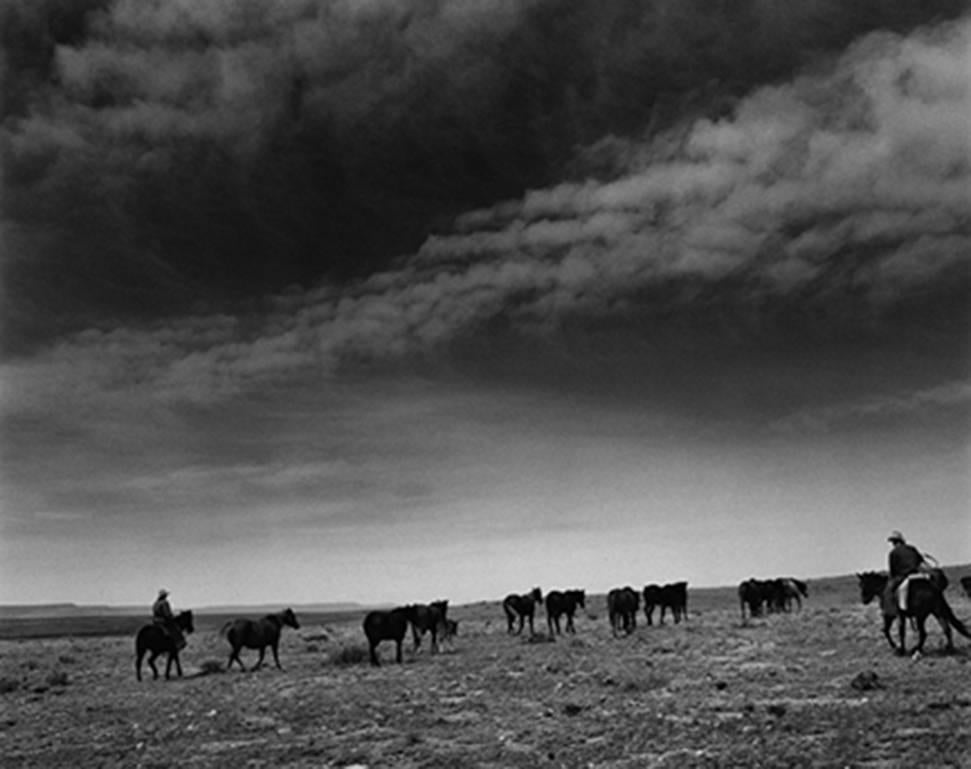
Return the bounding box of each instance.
[714,680,728,690]
[562,703,584,716]
[850,671,882,692]
[766,704,786,718]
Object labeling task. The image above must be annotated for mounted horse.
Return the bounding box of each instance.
[857,570,970,656]
[135,610,194,681]
[222,608,300,671]
[545,589,585,635]
[503,587,543,635]
[608,586,640,636]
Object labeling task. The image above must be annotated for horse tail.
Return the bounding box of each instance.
[940,596,971,639]
[219,620,234,637]
[502,596,516,621]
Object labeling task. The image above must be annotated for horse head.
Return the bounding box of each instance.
[856,571,887,605]
[282,608,300,629]
[530,587,543,605]
[177,610,195,634]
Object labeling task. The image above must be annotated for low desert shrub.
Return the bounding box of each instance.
[329,645,369,666]
[46,671,69,687]
[198,660,224,675]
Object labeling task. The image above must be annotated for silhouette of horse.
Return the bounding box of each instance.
[608,586,640,636]
[738,578,773,620]
[857,570,971,656]
[222,608,300,671]
[545,589,585,635]
[135,610,194,681]
[408,600,448,653]
[363,607,410,665]
[503,587,543,635]
[642,584,662,625]
[779,578,808,611]
[960,576,971,601]
[658,582,689,623]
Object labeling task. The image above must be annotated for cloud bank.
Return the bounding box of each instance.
[3,14,968,425]
[2,0,967,351]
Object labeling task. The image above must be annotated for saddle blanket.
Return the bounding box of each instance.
[897,572,931,612]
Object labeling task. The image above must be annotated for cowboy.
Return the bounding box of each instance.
[152,589,186,650]
[886,531,927,613]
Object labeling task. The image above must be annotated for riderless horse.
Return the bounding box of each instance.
[363,607,410,665]
[545,589,585,635]
[503,587,543,635]
[221,608,300,671]
[608,586,640,636]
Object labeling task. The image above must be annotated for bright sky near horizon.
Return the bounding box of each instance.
[1,1,969,609]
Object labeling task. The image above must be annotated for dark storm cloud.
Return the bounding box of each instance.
[2,0,967,351]
[3,14,968,422]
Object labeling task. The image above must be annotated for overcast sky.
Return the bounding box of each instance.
[1,0,969,608]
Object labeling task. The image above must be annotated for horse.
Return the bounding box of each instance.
[607,586,640,636]
[642,584,662,625]
[659,581,689,624]
[503,587,543,635]
[135,610,194,681]
[222,608,300,671]
[779,578,808,612]
[545,589,585,635]
[857,570,971,656]
[960,576,971,601]
[363,607,410,666]
[407,600,448,653]
[738,578,773,620]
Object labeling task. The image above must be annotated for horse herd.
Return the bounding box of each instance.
[133,573,971,679]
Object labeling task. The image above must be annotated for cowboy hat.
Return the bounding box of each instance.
[887,530,905,543]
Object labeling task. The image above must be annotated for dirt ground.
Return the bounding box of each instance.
[2,574,970,768]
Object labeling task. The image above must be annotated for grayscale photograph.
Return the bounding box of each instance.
[1,1,969,766]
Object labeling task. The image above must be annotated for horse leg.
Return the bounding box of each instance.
[897,614,907,656]
[136,648,144,681]
[369,641,380,667]
[914,616,928,656]
[148,652,160,680]
[935,609,954,652]
[229,646,245,671]
[174,651,183,678]
[253,646,266,671]
[395,638,403,664]
[272,642,283,670]
[165,652,174,680]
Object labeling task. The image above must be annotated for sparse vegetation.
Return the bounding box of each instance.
[327,645,369,667]
[0,572,969,766]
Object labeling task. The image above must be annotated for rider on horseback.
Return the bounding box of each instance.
[887,531,929,612]
[152,589,186,650]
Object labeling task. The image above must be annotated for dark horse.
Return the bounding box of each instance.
[644,582,689,624]
[222,608,300,671]
[857,570,971,656]
[503,587,543,635]
[135,610,194,681]
[608,586,640,636]
[408,600,448,653]
[363,607,410,665]
[545,589,586,635]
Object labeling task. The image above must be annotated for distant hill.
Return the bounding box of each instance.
[0,601,370,620]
